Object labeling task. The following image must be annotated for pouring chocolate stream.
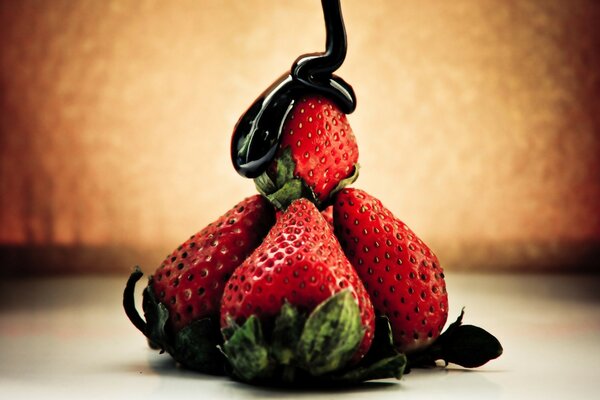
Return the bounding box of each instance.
[231,0,356,179]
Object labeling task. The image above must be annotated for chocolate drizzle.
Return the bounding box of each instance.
[231,0,356,178]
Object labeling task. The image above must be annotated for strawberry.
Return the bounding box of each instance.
[123,194,275,373]
[254,95,359,209]
[219,198,387,383]
[321,205,334,228]
[150,195,276,332]
[332,188,449,354]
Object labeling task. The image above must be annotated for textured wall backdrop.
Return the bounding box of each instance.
[1,0,599,274]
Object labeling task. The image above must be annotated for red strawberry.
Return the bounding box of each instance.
[219,198,375,381]
[279,205,333,229]
[255,95,359,209]
[123,194,275,372]
[321,205,334,228]
[332,188,448,353]
[150,194,275,332]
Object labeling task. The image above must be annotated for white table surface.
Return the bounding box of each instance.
[1,272,599,400]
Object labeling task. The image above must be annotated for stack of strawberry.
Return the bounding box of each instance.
[124,95,501,385]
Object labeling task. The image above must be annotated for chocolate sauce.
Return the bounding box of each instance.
[231,0,356,178]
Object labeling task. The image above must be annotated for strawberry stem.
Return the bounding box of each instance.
[254,148,320,210]
[123,266,148,335]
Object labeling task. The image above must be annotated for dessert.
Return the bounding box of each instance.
[124,0,502,386]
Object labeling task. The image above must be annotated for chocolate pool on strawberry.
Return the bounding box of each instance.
[231,0,359,209]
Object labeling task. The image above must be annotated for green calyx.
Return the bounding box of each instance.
[330,162,360,198]
[220,315,272,382]
[123,267,226,375]
[297,288,364,375]
[407,308,503,369]
[220,290,407,386]
[254,147,359,210]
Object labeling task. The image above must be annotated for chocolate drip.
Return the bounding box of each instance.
[292,0,355,111]
[231,0,355,178]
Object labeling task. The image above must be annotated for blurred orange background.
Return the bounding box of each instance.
[1,0,599,275]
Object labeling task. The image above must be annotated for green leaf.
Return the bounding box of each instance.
[330,316,406,383]
[271,302,305,366]
[361,316,397,363]
[334,353,407,382]
[173,318,225,375]
[254,171,277,199]
[265,179,305,210]
[438,324,503,368]
[443,307,465,337]
[125,270,226,375]
[254,148,297,204]
[408,308,503,369]
[253,147,320,210]
[218,301,411,385]
[222,316,273,382]
[274,147,296,186]
[142,284,170,350]
[220,315,239,341]
[329,163,360,197]
[297,290,364,376]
